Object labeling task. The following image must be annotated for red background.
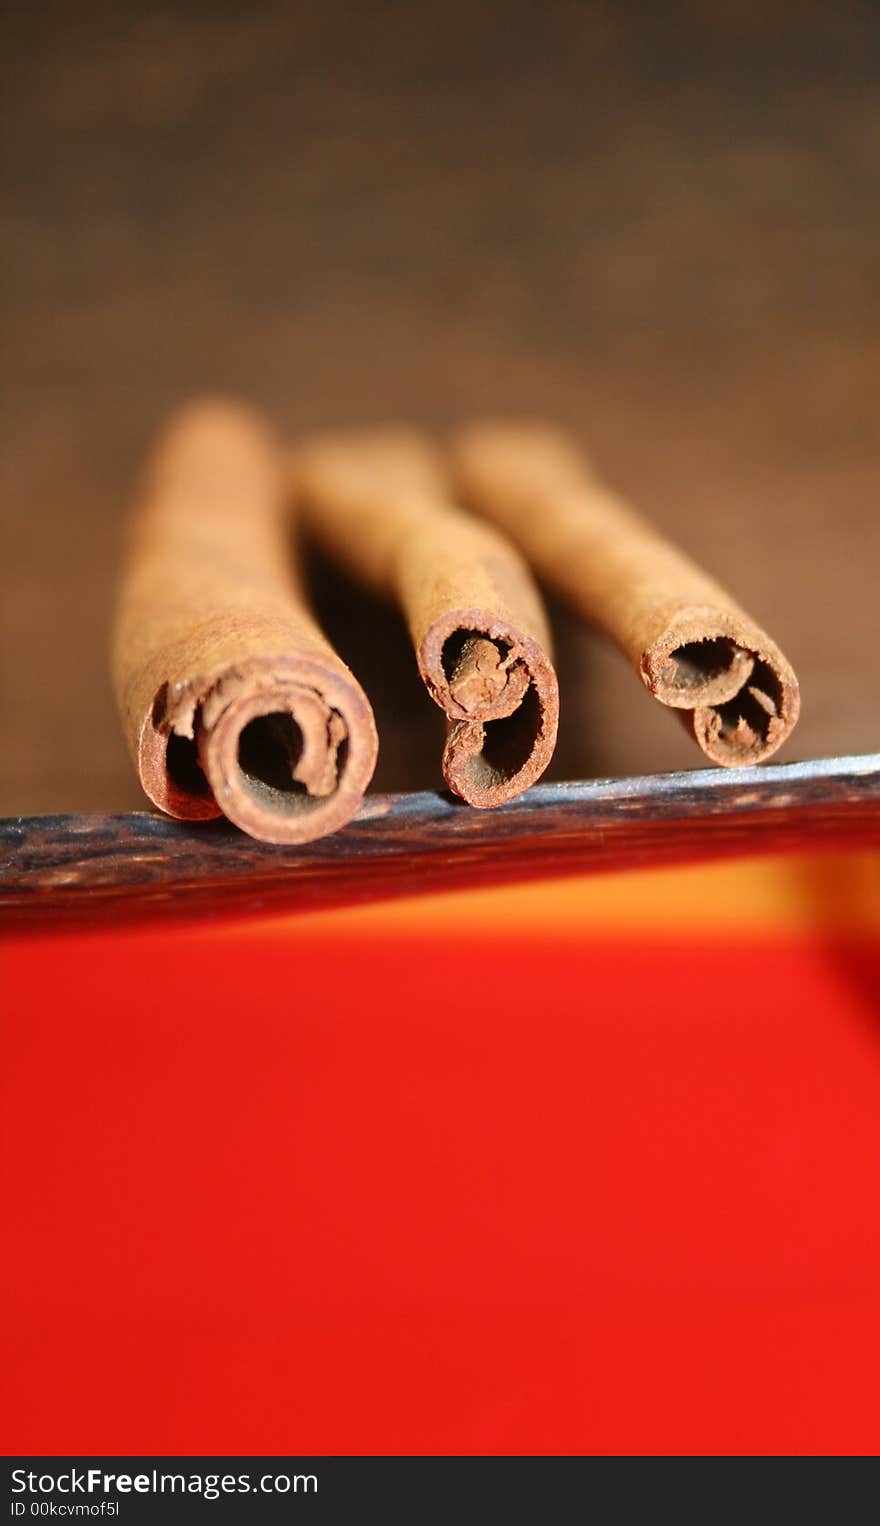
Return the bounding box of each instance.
[3,874,880,1455]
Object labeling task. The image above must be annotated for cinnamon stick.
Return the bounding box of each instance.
[112,400,378,843]
[452,423,800,766]
[293,430,559,806]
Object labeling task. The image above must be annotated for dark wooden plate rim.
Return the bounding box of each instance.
[2,752,879,931]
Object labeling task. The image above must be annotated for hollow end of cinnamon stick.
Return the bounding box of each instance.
[137,652,378,848]
[640,611,801,767]
[202,673,374,845]
[141,658,377,845]
[417,609,559,809]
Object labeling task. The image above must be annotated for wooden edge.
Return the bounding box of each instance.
[2,753,879,932]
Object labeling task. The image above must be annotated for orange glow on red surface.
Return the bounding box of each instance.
[2,913,880,1455]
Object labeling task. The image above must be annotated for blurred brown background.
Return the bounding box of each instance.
[2,0,878,814]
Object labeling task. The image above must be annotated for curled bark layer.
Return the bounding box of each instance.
[112,400,377,843]
[452,423,800,766]
[293,430,559,806]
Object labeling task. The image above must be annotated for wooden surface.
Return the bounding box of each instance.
[3,753,879,928]
[3,1,879,815]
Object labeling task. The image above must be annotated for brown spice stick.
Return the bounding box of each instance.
[452,423,800,766]
[293,430,559,806]
[112,400,378,843]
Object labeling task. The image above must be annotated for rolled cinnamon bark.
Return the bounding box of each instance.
[112,400,378,843]
[452,423,800,766]
[292,431,559,806]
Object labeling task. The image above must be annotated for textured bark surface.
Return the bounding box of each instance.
[453,424,800,766]
[112,401,377,842]
[295,431,559,805]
